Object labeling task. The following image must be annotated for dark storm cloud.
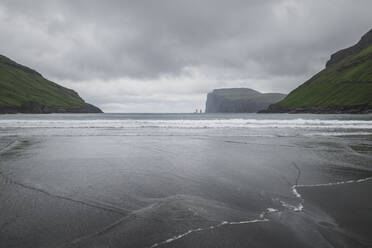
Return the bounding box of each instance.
[0,0,372,112]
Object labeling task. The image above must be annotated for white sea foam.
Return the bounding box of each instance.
[149,218,269,248]
[296,176,372,188]
[291,186,302,198]
[149,176,372,248]
[280,200,304,212]
[0,118,371,130]
[283,177,372,213]
[149,207,284,247]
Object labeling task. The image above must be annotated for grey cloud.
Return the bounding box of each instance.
[0,0,372,112]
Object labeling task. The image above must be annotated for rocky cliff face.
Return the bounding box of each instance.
[205,88,286,113]
[0,55,102,114]
[326,29,372,67]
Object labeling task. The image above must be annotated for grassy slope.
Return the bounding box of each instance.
[0,55,87,108]
[278,44,372,108]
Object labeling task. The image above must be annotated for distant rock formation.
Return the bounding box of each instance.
[0,55,102,114]
[205,88,286,113]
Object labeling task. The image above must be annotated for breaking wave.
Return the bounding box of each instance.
[0,118,371,130]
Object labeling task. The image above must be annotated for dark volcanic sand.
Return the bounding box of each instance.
[298,179,372,246]
[0,114,371,248]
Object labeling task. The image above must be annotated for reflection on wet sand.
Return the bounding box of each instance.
[0,114,371,247]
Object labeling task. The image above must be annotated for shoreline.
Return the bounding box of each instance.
[258,103,372,114]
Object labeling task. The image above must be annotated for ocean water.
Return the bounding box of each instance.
[0,113,372,247]
[1,113,371,137]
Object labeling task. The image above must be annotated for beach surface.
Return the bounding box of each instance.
[0,113,371,248]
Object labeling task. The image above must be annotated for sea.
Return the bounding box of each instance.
[0,113,371,247]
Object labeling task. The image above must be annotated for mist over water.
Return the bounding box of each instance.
[0,113,371,247]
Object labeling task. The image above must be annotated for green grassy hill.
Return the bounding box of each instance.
[265,29,372,113]
[0,55,102,113]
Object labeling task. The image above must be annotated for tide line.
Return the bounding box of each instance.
[149,208,279,248]
[149,176,372,247]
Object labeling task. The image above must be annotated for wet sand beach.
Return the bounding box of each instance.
[298,179,372,246]
[0,113,371,248]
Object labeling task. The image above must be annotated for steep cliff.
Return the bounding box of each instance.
[205,88,286,113]
[263,29,372,114]
[0,55,102,114]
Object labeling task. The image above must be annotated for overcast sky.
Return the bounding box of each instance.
[1,0,371,112]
